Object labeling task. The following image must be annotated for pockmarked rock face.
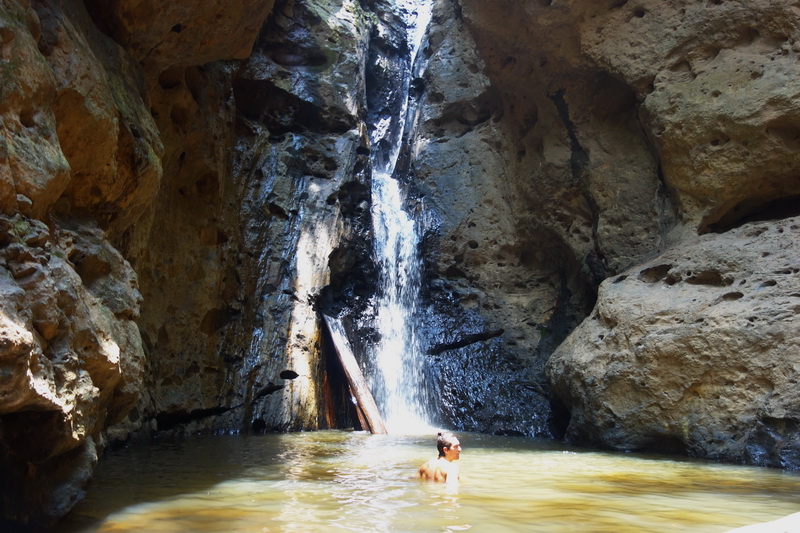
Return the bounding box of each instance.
[454,0,800,461]
[461,0,800,238]
[0,0,68,218]
[580,0,800,231]
[0,215,144,525]
[34,0,164,241]
[458,0,674,284]
[410,0,589,437]
[547,216,800,467]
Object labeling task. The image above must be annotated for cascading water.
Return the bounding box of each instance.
[370,172,429,432]
[366,0,434,433]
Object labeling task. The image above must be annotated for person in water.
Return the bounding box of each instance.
[418,432,461,483]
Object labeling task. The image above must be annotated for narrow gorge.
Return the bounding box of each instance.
[0,0,799,527]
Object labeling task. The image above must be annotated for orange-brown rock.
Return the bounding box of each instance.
[0,0,68,218]
[0,0,273,525]
[34,0,164,240]
[84,0,277,75]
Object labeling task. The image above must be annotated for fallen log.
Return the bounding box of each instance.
[322,314,387,434]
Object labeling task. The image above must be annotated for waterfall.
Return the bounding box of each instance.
[370,172,429,432]
[367,0,433,433]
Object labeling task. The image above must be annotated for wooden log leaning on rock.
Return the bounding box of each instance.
[322,315,387,434]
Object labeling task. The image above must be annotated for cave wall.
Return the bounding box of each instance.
[1,0,800,526]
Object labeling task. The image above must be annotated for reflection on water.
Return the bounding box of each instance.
[59,431,800,533]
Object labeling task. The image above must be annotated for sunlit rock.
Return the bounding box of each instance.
[0,0,156,525]
[0,0,69,218]
[547,216,800,467]
[0,216,144,526]
[580,0,800,232]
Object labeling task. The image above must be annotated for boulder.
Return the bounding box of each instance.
[547,216,800,467]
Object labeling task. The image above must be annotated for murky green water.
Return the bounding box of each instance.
[59,431,799,532]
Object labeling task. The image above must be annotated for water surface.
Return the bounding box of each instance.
[61,431,800,532]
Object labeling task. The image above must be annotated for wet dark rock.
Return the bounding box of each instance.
[427,328,505,356]
[416,284,559,437]
[745,417,800,470]
[233,80,354,135]
[423,324,554,437]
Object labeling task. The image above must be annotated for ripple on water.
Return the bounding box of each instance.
[60,431,800,533]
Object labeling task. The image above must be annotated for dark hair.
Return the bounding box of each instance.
[437,432,458,457]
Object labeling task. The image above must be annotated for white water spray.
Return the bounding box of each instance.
[368,0,433,433]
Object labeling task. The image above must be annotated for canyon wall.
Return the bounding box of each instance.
[0,0,280,525]
[1,0,799,526]
[448,0,800,464]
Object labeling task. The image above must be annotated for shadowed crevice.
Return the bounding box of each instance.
[427,328,505,355]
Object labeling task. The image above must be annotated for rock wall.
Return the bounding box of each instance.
[407,0,675,435]
[0,0,280,525]
[215,0,374,433]
[452,0,800,463]
[2,0,385,525]
[548,216,800,465]
[1,0,800,526]
[0,0,161,525]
